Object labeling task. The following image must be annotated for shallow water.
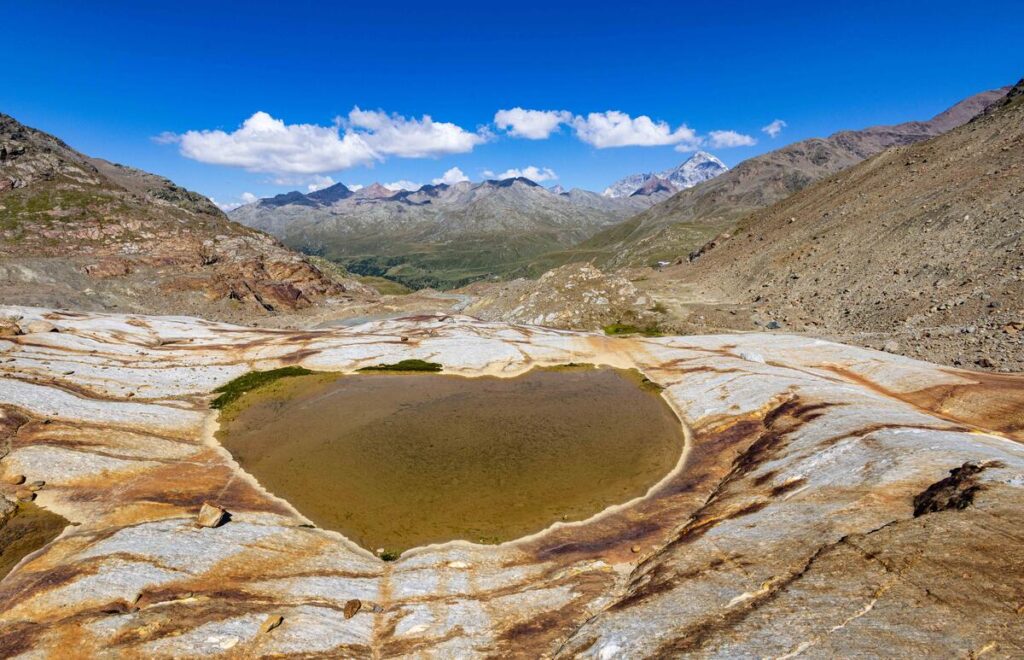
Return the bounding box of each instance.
[217,367,684,554]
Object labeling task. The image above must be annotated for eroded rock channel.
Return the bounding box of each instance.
[215,365,684,554]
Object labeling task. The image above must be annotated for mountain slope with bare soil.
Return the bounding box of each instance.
[533,86,1008,271]
[0,113,374,322]
[675,79,1024,370]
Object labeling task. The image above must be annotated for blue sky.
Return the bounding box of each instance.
[3,1,1022,208]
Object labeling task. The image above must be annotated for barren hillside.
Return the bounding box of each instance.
[676,79,1024,370]
[0,114,375,322]
[531,86,1007,272]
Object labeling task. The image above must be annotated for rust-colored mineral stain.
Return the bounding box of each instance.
[216,367,684,553]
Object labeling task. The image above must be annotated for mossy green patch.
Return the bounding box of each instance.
[210,366,315,409]
[603,323,663,337]
[357,359,442,372]
[356,275,414,296]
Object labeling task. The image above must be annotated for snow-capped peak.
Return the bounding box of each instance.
[602,151,728,198]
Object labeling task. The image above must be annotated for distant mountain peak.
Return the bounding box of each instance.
[306,182,352,204]
[602,151,728,198]
[360,182,397,199]
[488,176,541,188]
[629,176,675,197]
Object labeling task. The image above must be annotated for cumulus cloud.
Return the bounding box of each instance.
[486,165,558,182]
[570,111,701,149]
[382,180,423,191]
[432,166,469,185]
[346,108,487,158]
[176,112,376,174]
[494,108,572,139]
[168,109,487,175]
[762,119,787,138]
[211,191,258,212]
[707,130,757,148]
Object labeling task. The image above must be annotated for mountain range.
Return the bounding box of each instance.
[230,174,672,289]
[601,151,728,198]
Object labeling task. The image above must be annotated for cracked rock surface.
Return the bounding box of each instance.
[0,305,1022,657]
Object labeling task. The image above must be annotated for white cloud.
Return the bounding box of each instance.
[151,131,180,145]
[570,111,701,149]
[762,119,787,138]
[382,180,423,191]
[306,175,336,192]
[177,111,377,174]
[432,166,469,185]
[494,108,572,139]
[169,109,487,175]
[707,130,757,148]
[488,165,558,182]
[348,183,364,192]
[346,107,487,158]
[211,191,258,212]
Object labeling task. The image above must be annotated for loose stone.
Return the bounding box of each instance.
[196,502,228,528]
[3,473,25,485]
[261,615,284,633]
[344,599,362,619]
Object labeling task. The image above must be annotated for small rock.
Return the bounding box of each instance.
[196,502,228,528]
[400,336,409,342]
[22,320,58,334]
[15,489,35,502]
[261,614,284,633]
[344,599,362,619]
[765,320,782,330]
[27,480,45,492]
[883,340,900,353]
[0,321,22,337]
[975,358,995,369]
[3,473,25,485]
[630,545,641,553]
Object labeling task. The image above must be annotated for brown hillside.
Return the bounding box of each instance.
[0,113,374,321]
[678,79,1024,371]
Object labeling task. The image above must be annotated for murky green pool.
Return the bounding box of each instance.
[216,366,684,555]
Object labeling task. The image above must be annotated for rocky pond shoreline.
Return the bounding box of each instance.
[0,306,1021,656]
